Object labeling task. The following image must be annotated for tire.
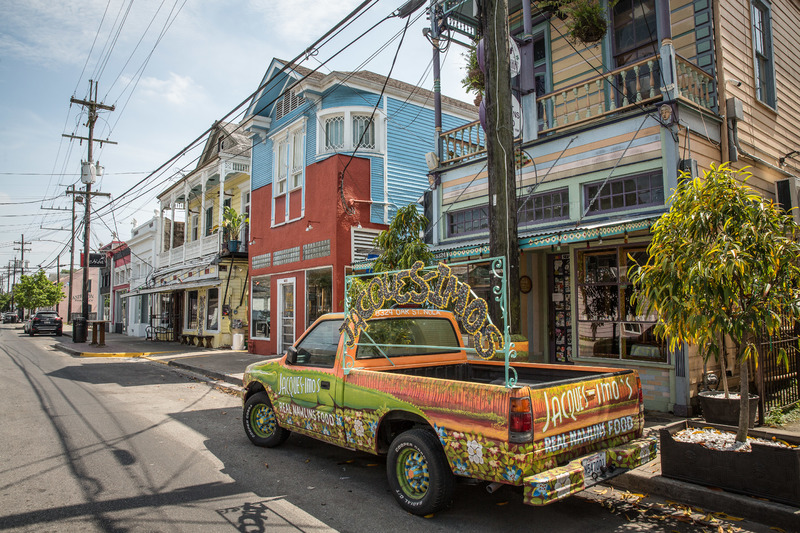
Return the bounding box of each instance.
[28,330,34,336]
[387,429,454,516]
[243,392,290,447]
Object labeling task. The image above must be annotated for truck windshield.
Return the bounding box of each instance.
[356,317,460,359]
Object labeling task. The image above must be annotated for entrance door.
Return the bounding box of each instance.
[548,253,573,363]
[277,278,295,354]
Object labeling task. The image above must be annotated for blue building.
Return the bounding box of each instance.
[243,58,476,354]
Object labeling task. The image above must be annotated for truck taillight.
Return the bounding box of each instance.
[509,396,533,442]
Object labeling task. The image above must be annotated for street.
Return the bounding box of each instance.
[0,324,779,533]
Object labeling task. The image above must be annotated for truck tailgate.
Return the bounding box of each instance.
[524,369,657,505]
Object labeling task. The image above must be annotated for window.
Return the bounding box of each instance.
[206,288,219,330]
[447,206,489,237]
[584,172,663,215]
[752,1,776,107]
[352,115,375,149]
[191,214,198,241]
[324,116,344,151]
[356,318,460,359]
[273,127,304,196]
[612,0,659,105]
[276,140,288,194]
[319,108,382,155]
[576,247,666,362]
[291,130,304,189]
[252,276,271,339]
[290,319,341,368]
[205,207,213,236]
[307,269,332,325]
[519,189,569,225]
[187,290,198,329]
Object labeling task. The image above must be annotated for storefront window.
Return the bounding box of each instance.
[187,290,198,329]
[576,247,666,362]
[307,269,332,324]
[252,276,271,339]
[207,288,219,330]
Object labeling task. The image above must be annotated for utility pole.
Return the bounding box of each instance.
[64,81,115,327]
[480,0,520,333]
[14,235,31,278]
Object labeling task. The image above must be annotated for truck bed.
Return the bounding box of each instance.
[383,361,628,388]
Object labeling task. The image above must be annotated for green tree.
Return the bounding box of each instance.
[630,163,800,443]
[13,270,65,315]
[372,204,433,272]
[0,292,11,312]
[346,204,432,307]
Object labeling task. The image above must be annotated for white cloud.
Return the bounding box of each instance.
[246,0,362,41]
[133,72,205,106]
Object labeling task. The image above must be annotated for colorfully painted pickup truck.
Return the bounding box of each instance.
[242,260,657,515]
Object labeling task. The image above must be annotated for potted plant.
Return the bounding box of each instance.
[222,206,248,252]
[629,163,800,501]
[538,0,615,45]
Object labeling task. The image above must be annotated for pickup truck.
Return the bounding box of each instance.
[242,262,657,515]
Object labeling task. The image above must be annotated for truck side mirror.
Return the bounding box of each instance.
[286,345,299,365]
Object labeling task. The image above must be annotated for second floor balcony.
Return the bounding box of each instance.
[440,54,716,167]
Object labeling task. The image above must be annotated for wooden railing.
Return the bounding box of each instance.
[675,55,716,109]
[538,54,661,133]
[439,54,717,167]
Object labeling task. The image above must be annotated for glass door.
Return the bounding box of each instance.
[548,253,573,363]
[278,278,295,353]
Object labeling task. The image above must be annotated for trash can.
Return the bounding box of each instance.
[232,333,245,350]
[72,317,87,343]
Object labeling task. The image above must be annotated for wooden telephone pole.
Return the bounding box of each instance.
[480,0,520,333]
[63,81,115,325]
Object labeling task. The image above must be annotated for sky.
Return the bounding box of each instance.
[0,0,473,282]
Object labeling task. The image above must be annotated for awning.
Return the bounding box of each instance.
[122,278,222,298]
[428,211,664,261]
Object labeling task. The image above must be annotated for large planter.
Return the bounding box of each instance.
[227,240,241,252]
[698,390,759,428]
[660,420,800,507]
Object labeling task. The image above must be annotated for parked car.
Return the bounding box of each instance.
[22,316,31,333]
[2,312,17,323]
[28,311,63,336]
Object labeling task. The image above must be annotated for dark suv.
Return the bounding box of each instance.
[29,311,63,336]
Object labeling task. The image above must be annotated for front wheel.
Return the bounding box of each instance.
[387,429,454,516]
[243,392,290,447]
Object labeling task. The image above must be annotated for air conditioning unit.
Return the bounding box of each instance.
[775,176,800,225]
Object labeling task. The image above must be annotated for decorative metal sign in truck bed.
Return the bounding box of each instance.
[242,258,656,515]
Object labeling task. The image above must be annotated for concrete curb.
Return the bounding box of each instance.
[55,343,178,359]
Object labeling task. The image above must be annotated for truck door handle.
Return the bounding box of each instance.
[321,381,330,390]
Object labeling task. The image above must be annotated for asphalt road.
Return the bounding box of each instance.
[0,324,779,532]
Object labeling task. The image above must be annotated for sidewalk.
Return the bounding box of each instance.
[53,327,800,530]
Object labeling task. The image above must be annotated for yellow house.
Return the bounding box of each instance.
[132,122,251,348]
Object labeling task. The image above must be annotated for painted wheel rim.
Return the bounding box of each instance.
[250,403,276,438]
[396,448,429,499]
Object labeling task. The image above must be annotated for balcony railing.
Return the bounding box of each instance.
[156,232,221,269]
[439,54,716,167]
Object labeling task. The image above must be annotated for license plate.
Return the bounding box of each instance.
[581,452,607,483]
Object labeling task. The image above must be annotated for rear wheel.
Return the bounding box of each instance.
[387,429,453,516]
[243,392,290,447]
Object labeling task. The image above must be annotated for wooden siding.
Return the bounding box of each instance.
[251,139,273,191]
[441,118,664,210]
[719,0,800,170]
[321,87,381,110]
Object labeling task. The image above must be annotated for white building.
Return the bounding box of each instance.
[125,216,160,337]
